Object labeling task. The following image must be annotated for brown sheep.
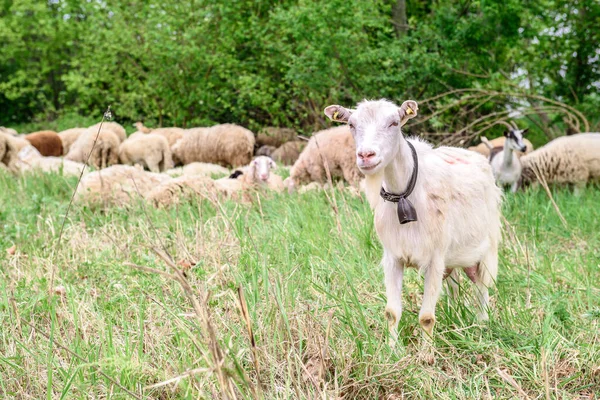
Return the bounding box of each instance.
[24,131,63,157]
[271,140,307,165]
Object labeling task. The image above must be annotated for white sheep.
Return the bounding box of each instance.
[0,127,18,136]
[519,133,600,194]
[15,145,87,177]
[88,121,127,143]
[134,122,186,147]
[58,128,87,155]
[480,122,529,193]
[65,128,120,169]
[165,162,230,178]
[324,99,502,360]
[146,175,217,207]
[75,164,171,207]
[227,155,284,192]
[184,162,230,177]
[118,133,174,173]
[285,126,363,193]
[171,124,255,167]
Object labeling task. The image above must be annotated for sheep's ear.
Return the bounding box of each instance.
[398,100,418,126]
[269,159,276,169]
[324,105,353,123]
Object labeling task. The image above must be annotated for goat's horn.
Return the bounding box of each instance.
[509,120,519,130]
[496,120,514,131]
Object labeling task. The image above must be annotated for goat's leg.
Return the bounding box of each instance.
[474,249,498,322]
[417,257,444,364]
[510,181,519,193]
[419,257,444,336]
[383,250,404,348]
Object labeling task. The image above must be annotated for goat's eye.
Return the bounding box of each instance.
[389,121,399,127]
[349,123,354,129]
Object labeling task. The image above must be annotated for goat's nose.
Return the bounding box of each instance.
[521,146,527,152]
[358,150,376,161]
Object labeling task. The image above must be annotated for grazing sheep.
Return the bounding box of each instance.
[88,121,127,143]
[58,128,87,155]
[285,126,362,193]
[118,133,173,173]
[75,164,171,207]
[271,140,307,165]
[519,133,600,194]
[172,124,255,167]
[146,175,217,207]
[256,145,276,157]
[324,99,502,360]
[66,128,120,169]
[0,127,18,136]
[256,127,296,147]
[1,133,22,171]
[481,124,528,193]
[24,131,63,157]
[228,156,284,192]
[134,121,186,147]
[15,145,87,177]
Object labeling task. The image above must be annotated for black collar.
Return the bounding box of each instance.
[379,140,419,224]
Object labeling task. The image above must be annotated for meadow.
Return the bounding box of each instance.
[0,168,599,399]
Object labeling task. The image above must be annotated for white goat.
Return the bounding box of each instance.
[324,99,502,359]
[481,121,528,193]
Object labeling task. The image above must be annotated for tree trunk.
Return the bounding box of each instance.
[392,0,408,37]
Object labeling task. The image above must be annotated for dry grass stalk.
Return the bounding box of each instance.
[50,106,112,294]
[495,367,530,399]
[531,164,568,229]
[237,286,263,397]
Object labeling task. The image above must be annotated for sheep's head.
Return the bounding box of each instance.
[251,156,276,182]
[324,99,418,175]
[504,128,528,153]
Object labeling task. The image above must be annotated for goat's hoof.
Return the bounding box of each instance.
[419,314,436,336]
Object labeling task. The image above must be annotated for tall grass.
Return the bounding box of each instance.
[0,169,598,398]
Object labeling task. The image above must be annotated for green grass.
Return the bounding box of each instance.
[0,169,599,399]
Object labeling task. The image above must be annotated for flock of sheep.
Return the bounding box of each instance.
[1,99,599,361]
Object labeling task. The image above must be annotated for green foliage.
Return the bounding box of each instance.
[0,0,598,136]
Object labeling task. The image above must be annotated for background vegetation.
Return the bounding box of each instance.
[1,0,599,143]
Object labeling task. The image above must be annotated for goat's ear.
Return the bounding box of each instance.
[398,100,418,126]
[324,105,353,123]
[503,130,510,137]
[521,128,529,135]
